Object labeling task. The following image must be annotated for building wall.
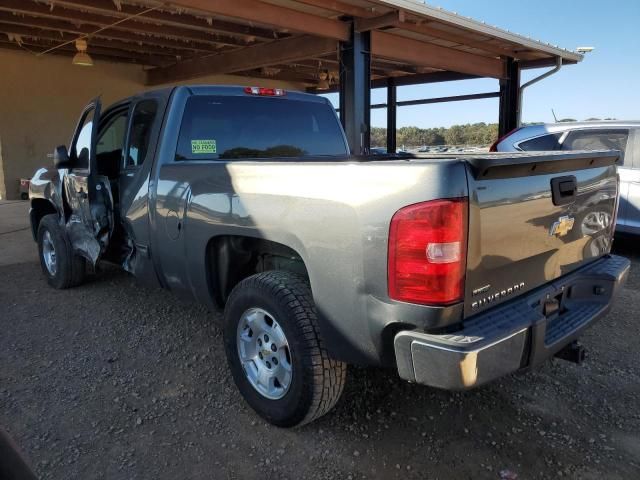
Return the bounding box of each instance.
[0,49,303,199]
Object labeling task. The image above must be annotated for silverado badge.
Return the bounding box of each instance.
[549,215,575,237]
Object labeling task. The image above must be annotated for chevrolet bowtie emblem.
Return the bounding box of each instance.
[550,215,575,237]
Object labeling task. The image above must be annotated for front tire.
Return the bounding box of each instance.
[223,271,346,427]
[37,214,86,289]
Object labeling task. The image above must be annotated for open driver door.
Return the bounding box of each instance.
[62,97,114,265]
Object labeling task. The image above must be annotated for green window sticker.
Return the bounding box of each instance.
[191,139,216,154]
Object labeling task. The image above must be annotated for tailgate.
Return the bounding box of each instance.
[463,150,620,317]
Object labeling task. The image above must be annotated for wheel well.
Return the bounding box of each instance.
[206,235,309,307]
[30,198,58,239]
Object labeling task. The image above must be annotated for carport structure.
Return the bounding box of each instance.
[0,0,583,193]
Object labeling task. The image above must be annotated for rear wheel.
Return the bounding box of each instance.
[37,214,86,289]
[223,271,346,427]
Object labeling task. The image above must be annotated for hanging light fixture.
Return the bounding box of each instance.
[72,39,93,66]
[316,71,330,90]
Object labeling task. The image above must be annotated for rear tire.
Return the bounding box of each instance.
[37,214,86,289]
[223,271,346,427]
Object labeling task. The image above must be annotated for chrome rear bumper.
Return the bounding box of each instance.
[394,254,630,390]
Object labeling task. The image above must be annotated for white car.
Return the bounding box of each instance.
[492,121,640,235]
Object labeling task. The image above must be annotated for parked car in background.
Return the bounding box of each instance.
[492,121,640,234]
[369,146,387,155]
[19,178,30,200]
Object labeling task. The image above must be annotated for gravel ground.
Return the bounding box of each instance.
[1,201,639,479]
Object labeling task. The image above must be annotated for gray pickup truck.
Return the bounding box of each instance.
[29,86,629,427]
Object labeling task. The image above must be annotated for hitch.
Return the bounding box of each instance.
[555,341,586,364]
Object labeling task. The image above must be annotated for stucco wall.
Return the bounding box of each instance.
[0,49,304,199]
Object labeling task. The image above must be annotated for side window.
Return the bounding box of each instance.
[95,110,128,178]
[97,113,127,157]
[126,100,159,168]
[518,133,562,151]
[71,110,95,169]
[562,129,629,162]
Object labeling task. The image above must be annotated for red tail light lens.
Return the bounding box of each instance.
[244,86,286,96]
[489,127,522,152]
[388,198,468,305]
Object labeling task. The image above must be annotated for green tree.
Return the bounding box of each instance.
[369,123,500,149]
[444,125,466,145]
[370,127,386,147]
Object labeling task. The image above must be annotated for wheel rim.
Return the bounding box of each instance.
[236,307,293,400]
[42,230,57,276]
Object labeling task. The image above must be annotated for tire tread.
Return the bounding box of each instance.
[225,271,346,427]
[37,214,86,289]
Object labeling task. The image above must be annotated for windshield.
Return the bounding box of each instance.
[175,95,348,161]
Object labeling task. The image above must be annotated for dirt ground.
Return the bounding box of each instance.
[1,201,639,480]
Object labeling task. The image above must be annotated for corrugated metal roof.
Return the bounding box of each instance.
[372,0,583,63]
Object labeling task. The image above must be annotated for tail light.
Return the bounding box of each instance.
[244,86,286,96]
[388,198,468,305]
[489,127,522,152]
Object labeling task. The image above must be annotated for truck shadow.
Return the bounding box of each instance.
[613,233,639,260]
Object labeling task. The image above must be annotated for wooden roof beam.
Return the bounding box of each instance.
[0,1,256,48]
[373,71,479,87]
[292,57,393,77]
[320,54,421,74]
[0,22,196,58]
[43,0,279,41]
[312,71,480,93]
[0,40,142,65]
[293,0,376,18]
[239,66,317,84]
[0,12,222,52]
[355,11,405,32]
[0,38,167,65]
[371,30,505,79]
[168,0,350,41]
[521,57,578,69]
[390,20,521,58]
[146,35,338,86]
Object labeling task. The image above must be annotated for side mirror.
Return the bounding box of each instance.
[53,145,71,169]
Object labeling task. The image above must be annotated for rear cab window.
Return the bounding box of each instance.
[175,95,348,161]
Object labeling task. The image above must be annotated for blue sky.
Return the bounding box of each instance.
[324,0,640,128]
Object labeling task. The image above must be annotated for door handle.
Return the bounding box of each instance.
[551,175,577,206]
